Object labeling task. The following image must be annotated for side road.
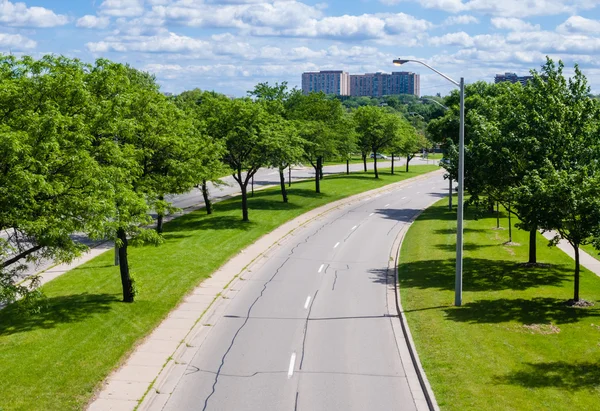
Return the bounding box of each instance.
[30,158,431,289]
[87,169,444,411]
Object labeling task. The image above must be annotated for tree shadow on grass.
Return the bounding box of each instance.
[165,215,256,233]
[443,297,600,325]
[434,243,496,252]
[494,361,600,390]
[433,228,488,235]
[0,293,118,336]
[399,257,571,292]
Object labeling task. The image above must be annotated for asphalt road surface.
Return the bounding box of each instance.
[160,172,446,411]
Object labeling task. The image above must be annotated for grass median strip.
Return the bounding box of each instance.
[0,165,437,411]
[398,198,600,411]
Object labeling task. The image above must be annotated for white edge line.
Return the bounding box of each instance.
[304,296,311,309]
[334,242,340,249]
[352,225,357,230]
[288,353,296,378]
[318,264,324,273]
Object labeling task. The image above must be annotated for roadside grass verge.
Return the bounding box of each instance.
[398,198,600,411]
[0,165,438,411]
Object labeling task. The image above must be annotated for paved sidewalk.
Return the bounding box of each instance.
[86,170,443,411]
[542,231,600,277]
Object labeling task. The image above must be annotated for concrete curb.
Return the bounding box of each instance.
[86,169,444,411]
[386,200,441,411]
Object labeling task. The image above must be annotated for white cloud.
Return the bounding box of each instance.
[557,16,600,34]
[0,0,68,27]
[100,0,145,17]
[491,17,540,31]
[77,15,111,29]
[87,31,211,54]
[0,32,36,49]
[379,0,598,18]
[443,15,479,25]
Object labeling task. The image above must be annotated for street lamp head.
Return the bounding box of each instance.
[393,59,410,66]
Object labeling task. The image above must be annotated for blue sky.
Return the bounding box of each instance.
[2,0,600,96]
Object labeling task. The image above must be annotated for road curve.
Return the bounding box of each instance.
[157,172,446,411]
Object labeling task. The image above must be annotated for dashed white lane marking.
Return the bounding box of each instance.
[288,353,296,379]
[417,192,420,194]
[318,264,324,273]
[334,242,340,249]
[304,296,311,309]
[352,225,357,230]
[402,197,407,200]
[385,204,390,208]
[369,213,374,216]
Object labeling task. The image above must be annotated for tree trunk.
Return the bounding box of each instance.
[201,180,212,215]
[373,153,379,178]
[528,229,537,264]
[314,158,321,193]
[574,244,580,302]
[362,153,367,172]
[496,201,500,228]
[391,154,395,175]
[279,167,288,203]
[241,183,249,222]
[448,177,453,211]
[405,154,410,172]
[156,214,164,234]
[117,228,134,303]
[289,165,292,187]
[156,195,164,233]
[508,203,512,243]
[346,159,349,175]
[319,157,324,180]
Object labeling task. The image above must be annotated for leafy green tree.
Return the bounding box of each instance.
[202,96,270,221]
[173,89,227,215]
[513,60,600,302]
[0,55,113,306]
[353,106,398,178]
[286,91,345,193]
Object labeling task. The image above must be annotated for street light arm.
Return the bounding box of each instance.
[393,58,460,87]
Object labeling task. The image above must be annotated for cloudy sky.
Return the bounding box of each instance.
[2,0,600,96]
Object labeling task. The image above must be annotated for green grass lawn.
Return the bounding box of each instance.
[417,152,443,160]
[322,155,366,166]
[581,243,600,262]
[0,165,438,411]
[399,198,600,411]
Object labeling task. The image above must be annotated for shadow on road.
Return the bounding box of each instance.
[0,293,118,336]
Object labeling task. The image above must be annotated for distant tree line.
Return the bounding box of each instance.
[0,54,428,306]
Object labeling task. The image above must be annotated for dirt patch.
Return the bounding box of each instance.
[503,247,516,256]
[522,323,561,335]
[566,299,595,307]
[503,241,521,247]
[491,227,505,231]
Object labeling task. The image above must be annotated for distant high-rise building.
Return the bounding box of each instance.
[301,70,420,97]
[301,70,350,95]
[495,72,533,86]
[349,71,420,97]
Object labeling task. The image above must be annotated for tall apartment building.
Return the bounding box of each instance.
[495,72,533,86]
[349,72,420,97]
[301,70,350,95]
[301,70,420,97]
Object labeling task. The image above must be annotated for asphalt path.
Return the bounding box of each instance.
[160,172,446,411]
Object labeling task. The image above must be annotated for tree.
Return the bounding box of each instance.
[86,59,167,302]
[353,106,397,178]
[513,60,600,303]
[173,89,227,215]
[203,97,270,221]
[0,55,113,307]
[286,91,345,193]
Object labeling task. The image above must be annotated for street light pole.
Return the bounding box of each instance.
[393,58,465,306]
